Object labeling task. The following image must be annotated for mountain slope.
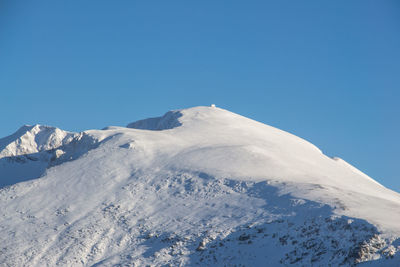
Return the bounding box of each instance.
[0,106,399,266]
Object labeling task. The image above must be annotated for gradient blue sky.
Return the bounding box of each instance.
[1,1,399,191]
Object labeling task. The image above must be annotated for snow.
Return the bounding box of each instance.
[0,124,75,158]
[0,124,76,187]
[0,106,399,266]
[126,110,182,130]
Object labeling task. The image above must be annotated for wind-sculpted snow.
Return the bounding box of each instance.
[127,110,183,130]
[0,106,400,266]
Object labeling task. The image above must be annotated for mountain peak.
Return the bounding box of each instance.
[0,124,75,159]
[1,107,400,266]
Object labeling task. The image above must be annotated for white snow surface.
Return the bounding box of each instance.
[1,106,400,266]
[0,124,75,158]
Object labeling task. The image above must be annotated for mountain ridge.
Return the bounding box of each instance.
[1,106,399,266]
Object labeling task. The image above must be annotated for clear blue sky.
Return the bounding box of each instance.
[1,1,399,191]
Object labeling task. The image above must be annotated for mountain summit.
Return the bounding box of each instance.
[1,106,399,266]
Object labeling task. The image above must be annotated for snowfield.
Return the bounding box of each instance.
[0,106,399,266]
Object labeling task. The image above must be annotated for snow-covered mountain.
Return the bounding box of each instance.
[1,106,399,266]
